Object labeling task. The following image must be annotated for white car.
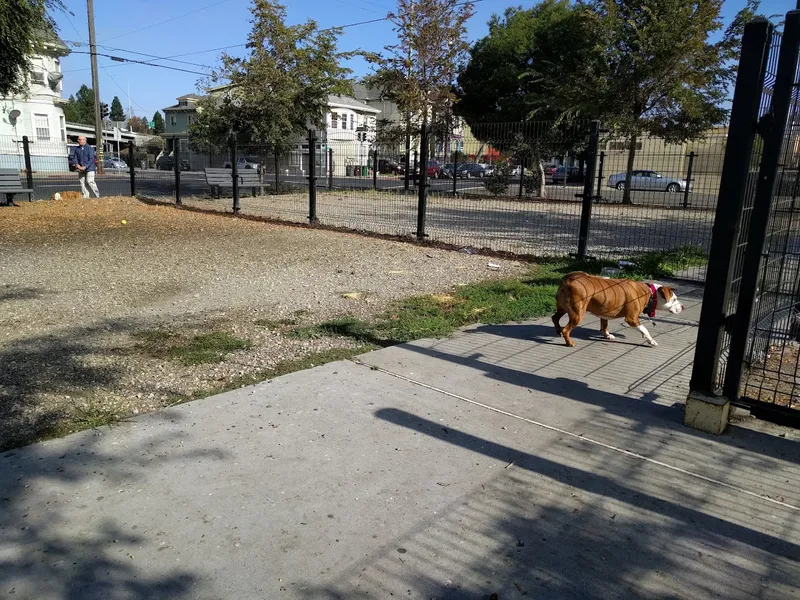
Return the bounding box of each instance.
[224,157,261,172]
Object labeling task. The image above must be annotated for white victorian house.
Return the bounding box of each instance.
[0,31,70,171]
[323,94,380,177]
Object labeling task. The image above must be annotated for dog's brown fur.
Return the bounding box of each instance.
[552,272,676,347]
[51,191,84,201]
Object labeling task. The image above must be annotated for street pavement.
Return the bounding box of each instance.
[2,288,799,600]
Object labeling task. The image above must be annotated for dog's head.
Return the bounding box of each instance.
[658,286,684,314]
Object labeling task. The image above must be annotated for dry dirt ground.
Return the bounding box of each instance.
[0,196,525,450]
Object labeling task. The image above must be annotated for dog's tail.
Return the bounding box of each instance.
[53,192,62,201]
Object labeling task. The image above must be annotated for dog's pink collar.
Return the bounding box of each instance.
[646,284,658,317]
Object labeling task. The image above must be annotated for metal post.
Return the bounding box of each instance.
[416,122,429,240]
[404,127,411,191]
[577,121,601,258]
[518,154,525,199]
[373,148,378,190]
[683,151,695,209]
[308,129,317,224]
[128,140,136,196]
[274,152,279,193]
[690,18,773,396]
[413,150,418,189]
[723,10,800,401]
[328,148,333,189]
[230,132,240,213]
[22,136,33,200]
[452,150,458,196]
[86,0,104,174]
[596,151,605,202]
[173,138,182,205]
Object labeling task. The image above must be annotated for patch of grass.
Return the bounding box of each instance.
[627,245,708,278]
[177,345,374,403]
[134,329,251,365]
[165,332,251,365]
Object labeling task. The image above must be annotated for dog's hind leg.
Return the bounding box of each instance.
[600,318,615,340]
[552,308,566,336]
[561,304,583,347]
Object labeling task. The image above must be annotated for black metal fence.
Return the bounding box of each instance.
[4,111,732,283]
[691,12,800,422]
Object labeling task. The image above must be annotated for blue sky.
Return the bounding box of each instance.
[53,0,797,121]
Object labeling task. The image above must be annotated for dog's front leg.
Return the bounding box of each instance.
[636,324,658,347]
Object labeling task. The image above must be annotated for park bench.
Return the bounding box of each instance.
[204,168,261,198]
[0,169,34,206]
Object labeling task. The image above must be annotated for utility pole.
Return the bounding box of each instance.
[87,0,103,173]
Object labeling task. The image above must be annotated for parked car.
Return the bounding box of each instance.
[607,170,689,192]
[156,154,190,171]
[103,157,128,170]
[479,163,496,177]
[550,166,583,184]
[439,163,455,178]
[224,157,261,172]
[457,163,486,178]
[544,164,559,177]
[427,160,441,179]
[377,158,402,174]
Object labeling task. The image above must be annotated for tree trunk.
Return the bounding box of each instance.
[536,156,546,198]
[622,133,637,205]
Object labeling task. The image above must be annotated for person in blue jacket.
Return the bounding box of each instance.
[71,136,101,198]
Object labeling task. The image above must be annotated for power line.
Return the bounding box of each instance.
[100,0,233,42]
[65,41,215,70]
[69,51,210,75]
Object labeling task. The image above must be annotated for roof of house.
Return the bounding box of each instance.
[328,94,381,114]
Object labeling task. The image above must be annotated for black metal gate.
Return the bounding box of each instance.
[690,11,800,423]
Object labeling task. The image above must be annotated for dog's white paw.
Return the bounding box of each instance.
[604,333,616,340]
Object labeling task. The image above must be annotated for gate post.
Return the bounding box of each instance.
[416,122,429,240]
[724,10,800,402]
[230,131,240,214]
[687,18,774,433]
[577,121,601,259]
[173,137,182,206]
[308,129,318,224]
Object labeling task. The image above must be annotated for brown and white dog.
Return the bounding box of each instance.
[552,271,683,347]
[51,191,83,201]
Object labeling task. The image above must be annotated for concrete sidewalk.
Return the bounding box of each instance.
[2,289,799,600]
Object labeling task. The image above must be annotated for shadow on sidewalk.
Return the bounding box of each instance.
[297,408,800,599]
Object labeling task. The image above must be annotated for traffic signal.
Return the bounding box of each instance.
[100,102,109,119]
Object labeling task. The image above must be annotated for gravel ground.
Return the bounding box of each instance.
[0,196,526,450]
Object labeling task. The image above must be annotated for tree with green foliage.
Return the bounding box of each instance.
[151,111,165,135]
[62,84,95,124]
[456,2,600,196]
[578,0,759,203]
[366,0,474,159]
[110,96,125,121]
[190,0,353,158]
[0,0,64,97]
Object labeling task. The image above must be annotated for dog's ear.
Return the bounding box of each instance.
[658,286,673,301]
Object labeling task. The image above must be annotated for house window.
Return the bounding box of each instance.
[170,114,176,126]
[34,114,50,141]
[59,115,66,142]
[350,114,354,130]
[331,112,338,129]
[30,71,46,85]
[187,114,195,125]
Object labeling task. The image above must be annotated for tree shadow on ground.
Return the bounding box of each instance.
[0,424,229,599]
[296,409,800,599]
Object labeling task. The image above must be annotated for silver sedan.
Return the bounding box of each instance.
[607,170,690,192]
